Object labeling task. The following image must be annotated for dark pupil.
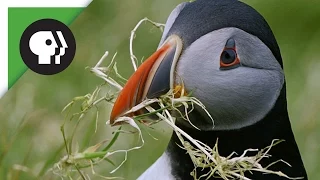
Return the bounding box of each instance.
[221,49,236,64]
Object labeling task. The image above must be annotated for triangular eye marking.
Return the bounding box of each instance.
[225,38,235,49]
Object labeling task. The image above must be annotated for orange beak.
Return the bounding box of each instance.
[110,35,183,125]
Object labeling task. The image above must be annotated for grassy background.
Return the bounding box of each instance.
[1,0,320,179]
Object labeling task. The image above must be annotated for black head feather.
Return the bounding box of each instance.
[166,0,283,67]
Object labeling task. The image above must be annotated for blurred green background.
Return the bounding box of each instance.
[1,0,320,179]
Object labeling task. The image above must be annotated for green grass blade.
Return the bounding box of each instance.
[102,127,122,152]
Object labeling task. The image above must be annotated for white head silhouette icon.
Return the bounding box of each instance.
[29,31,58,64]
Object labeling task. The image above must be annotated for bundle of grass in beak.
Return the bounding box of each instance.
[52,18,302,180]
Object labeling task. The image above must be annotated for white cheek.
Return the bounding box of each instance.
[179,65,284,130]
[175,38,223,83]
[174,28,284,130]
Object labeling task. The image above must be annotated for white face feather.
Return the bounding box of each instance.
[174,28,284,130]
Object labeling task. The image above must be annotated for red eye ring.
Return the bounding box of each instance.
[220,48,240,68]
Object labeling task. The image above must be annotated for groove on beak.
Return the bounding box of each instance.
[110,35,183,124]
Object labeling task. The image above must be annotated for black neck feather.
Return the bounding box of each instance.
[166,87,308,180]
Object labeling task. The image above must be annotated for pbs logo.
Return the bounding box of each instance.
[29,31,68,65]
[20,19,76,75]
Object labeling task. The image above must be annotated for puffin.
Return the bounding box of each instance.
[110,0,308,179]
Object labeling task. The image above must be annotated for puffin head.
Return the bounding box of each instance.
[110,0,285,131]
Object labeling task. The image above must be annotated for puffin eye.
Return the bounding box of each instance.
[220,38,240,70]
[221,49,236,64]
